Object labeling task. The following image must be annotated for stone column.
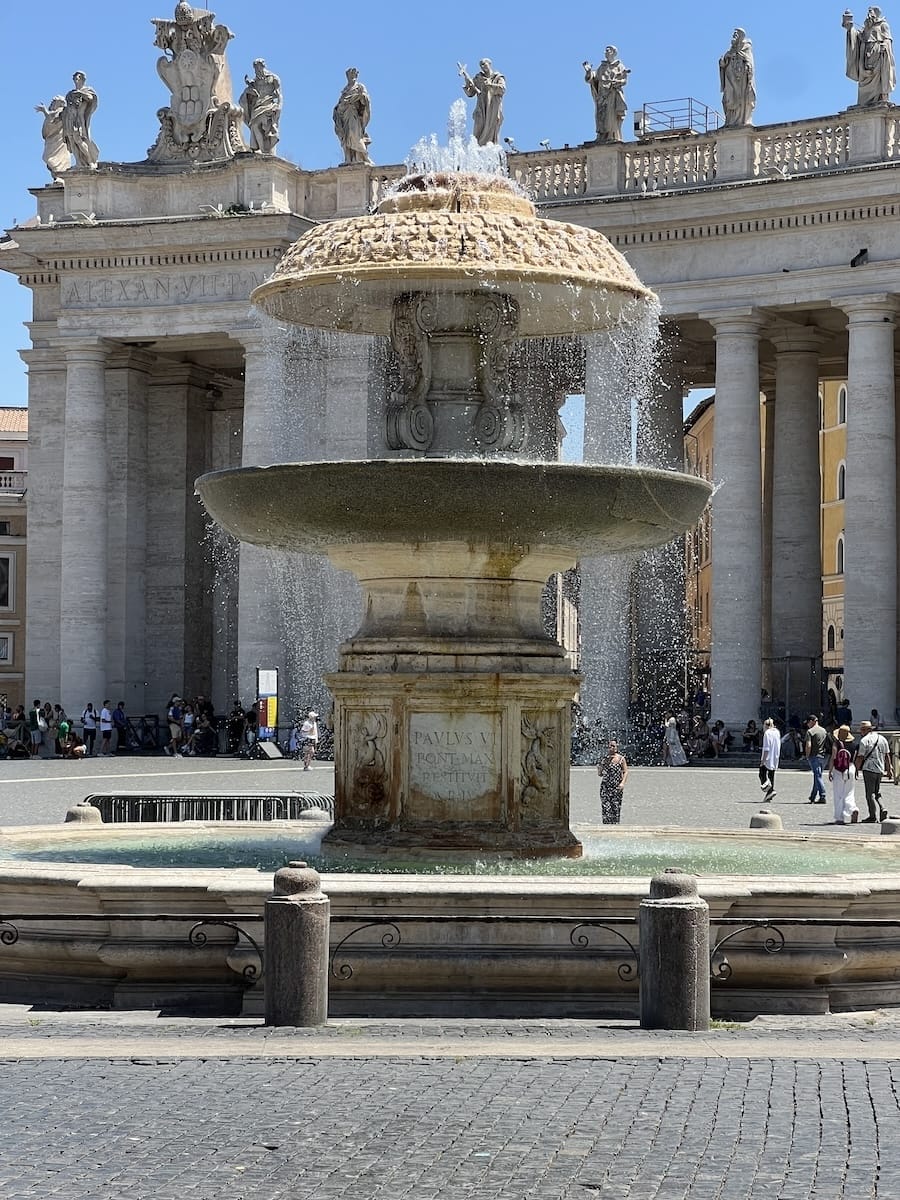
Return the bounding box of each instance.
[60,340,109,711]
[702,311,765,726]
[19,347,67,703]
[834,296,897,717]
[145,364,191,715]
[760,388,776,683]
[769,328,824,717]
[104,348,153,712]
[236,330,288,707]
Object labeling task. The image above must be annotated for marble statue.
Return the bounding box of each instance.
[147,2,245,163]
[719,28,756,126]
[58,73,100,169]
[240,59,282,154]
[583,48,630,144]
[458,59,506,146]
[843,7,896,106]
[333,68,373,165]
[34,96,71,180]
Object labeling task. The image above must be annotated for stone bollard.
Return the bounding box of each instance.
[881,819,900,836]
[750,809,783,831]
[64,802,102,824]
[639,868,710,1031]
[264,861,330,1027]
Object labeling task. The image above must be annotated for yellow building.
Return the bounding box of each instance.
[0,408,27,711]
[684,385,848,711]
[820,381,847,692]
[683,396,714,686]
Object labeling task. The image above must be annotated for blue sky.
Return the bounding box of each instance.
[0,1,875,408]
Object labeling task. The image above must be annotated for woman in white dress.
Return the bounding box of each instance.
[828,724,859,825]
[662,714,688,766]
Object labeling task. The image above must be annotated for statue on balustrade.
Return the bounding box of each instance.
[147,2,246,163]
[458,59,506,146]
[583,47,630,144]
[333,67,373,165]
[34,96,71,180]
[47,72,101,170]
[240,59,282,154]
[719,28,756,126]
[843,7,896,106]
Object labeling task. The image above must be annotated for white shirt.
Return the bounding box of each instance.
[300,718,318,742]
[761,727,781,769]
[857,731,889,775]
[99,707,113,732]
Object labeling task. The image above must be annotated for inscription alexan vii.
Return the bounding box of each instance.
[61,269,267,308]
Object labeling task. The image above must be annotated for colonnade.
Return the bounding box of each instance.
[703,298,897,726]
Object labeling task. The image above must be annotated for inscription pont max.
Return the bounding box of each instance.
[61,269,267,308]
[409,713,501,803]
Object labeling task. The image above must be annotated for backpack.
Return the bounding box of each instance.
[834,744,852,774]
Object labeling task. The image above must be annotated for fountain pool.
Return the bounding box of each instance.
[0,818,899,1019]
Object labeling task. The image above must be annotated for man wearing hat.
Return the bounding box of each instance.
[855,720,893,822]
[299,710,319,770]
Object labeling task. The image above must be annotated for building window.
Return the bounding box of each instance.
[0,634,13,664]
[827,625,836,652]
[838,386,847,425]
[0,554,14,611]
[836,536,845,576]
[837,462,846,500]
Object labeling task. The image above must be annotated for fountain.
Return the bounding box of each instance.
[197,168,710,860]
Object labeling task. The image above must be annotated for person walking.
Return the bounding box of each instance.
[98,701,114,756]
[165,695,184,757]
[804,714,829,804]
[828,724,859,825]
[662,714,688,766]
[112,701,128,752]
[598,738,629,823]
[855,719,893,823]
[27,699,43,758]
[299,710,319,770]
[758,717,781,799]
[81,702,98,756]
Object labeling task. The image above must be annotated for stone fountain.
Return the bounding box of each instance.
[197,169,711,860]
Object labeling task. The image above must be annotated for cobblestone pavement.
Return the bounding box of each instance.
[1,1015,900,1200]
[0,757,895,836]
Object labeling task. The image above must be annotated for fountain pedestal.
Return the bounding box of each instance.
[322,537,581,859]
[326,671,580,859]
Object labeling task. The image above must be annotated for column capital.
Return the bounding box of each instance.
[699,308,766,338]
[230,324,269,356]
[767,324,826,355]
[832,294,899,323]
[57,336,111,364]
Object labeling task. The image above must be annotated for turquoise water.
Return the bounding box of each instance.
[1,831,897,876]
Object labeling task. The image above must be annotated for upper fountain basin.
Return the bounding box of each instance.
[251,173,654,336]
[196,459,712,556]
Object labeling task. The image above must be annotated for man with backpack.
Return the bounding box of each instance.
[855,719,893,823]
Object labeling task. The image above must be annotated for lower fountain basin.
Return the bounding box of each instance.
[0,822,899,1018]
[195,459,712,556]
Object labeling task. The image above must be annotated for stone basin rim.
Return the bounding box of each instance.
[196,459,712,556]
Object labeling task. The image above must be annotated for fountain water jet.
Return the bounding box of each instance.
[197,170,711,860]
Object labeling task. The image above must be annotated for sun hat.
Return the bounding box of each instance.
[836,724,853,742]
